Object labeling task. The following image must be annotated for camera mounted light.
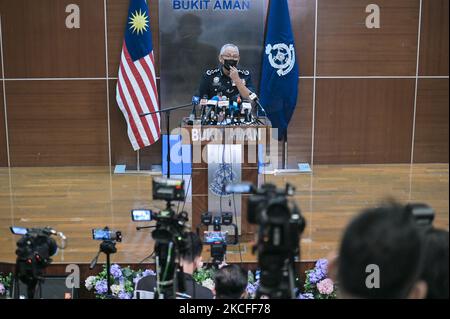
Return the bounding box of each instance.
[201,212,213,226]
[221,212,233,225]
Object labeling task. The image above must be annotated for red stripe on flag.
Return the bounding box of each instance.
[149,53,159,100]
[123,46,160,135]
[119,54,155,145]
[138,59,160,134]
[117,81,145,149]
[142,55,160,105]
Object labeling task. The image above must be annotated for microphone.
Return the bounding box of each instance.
[242,101,252,123]
[188,96,200,124]
[203,96,219,125]
[249,91,258,101]
[248,91,267,115]
[229,94,241,124]
[218,96,229,124]
[199,95,208,119]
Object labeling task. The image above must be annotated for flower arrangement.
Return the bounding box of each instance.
[193,266,217,291]
[85,264,155,299]
[0,272,13,298]
[299,259,337,299]
[245,270,260,299]
[84,259,337,299]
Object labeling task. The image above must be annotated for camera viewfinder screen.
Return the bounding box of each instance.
[10,226,28,235]
[204,231,227,243]
[132,209,152,221]
[92,229,111,241]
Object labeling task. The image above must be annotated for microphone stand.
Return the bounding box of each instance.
[252,99,266,125]
[140,103,193,178]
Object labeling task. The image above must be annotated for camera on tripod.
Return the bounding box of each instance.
[10,226,67,299]
[131,177,190,299]
[88,226,122,298]
[226,182,306,299]
[196,212,239,265]
[92,228,122,242]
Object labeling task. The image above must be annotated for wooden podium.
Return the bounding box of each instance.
[181,119,271,239]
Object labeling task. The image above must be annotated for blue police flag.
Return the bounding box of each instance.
[259,0,299,140]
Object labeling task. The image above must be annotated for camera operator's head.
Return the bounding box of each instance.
[336,202,427,299]
[214,265,248,299]
[420,227,449,299]
[179,232,204,274]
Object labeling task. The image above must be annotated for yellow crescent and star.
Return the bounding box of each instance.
[128,8,149,35]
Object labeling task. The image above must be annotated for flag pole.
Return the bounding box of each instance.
[283,134,288,169]
[137,150,140,171]
[140,102,193,178]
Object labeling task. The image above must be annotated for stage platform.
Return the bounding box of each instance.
[0,164,448,264]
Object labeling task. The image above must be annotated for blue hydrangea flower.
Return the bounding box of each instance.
[298,293,314,299]
[307,270,322,284]
[315,259,328,276]
[246,280,259,296]
[94,279,108,295]
[255,270,261,281]
[110,264,123,279]
[307,259,329,284]
[118,291,132,299]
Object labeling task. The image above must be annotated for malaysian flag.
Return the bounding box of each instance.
[116,0,160,151]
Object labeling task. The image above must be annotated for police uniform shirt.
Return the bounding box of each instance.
[198,66,255,99]
[134,274,214,299]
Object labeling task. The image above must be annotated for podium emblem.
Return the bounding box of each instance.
[209,164,236,197]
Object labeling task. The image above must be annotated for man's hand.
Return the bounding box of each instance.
[229,66,241,83]
[229,66,251,101]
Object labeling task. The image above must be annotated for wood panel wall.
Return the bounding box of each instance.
[0,0,448,167]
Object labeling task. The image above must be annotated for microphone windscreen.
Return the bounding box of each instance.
[192,96,200,105]
[249,92,258,101]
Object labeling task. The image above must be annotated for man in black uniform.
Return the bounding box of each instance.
[198,43,255,101]
[134,232,213,299]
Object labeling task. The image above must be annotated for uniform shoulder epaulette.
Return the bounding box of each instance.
[238,69,250,76]
[206,68,220,76]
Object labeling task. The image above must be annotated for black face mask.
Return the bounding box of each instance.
[223,59,238,71]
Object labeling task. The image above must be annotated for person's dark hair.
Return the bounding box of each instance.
[214,265,248,299]
[337,202,425,299]
[421,228,449,299]
[180,232,203,263]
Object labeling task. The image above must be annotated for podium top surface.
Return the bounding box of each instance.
[181,116,272,128]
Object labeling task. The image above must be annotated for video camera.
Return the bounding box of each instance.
[226,182,306,299]
[10,226,67,299]
[196,212,239,265]
[132,177,190,299]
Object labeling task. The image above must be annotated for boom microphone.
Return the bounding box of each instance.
[188,96,200,124]
[249,91,267,115]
